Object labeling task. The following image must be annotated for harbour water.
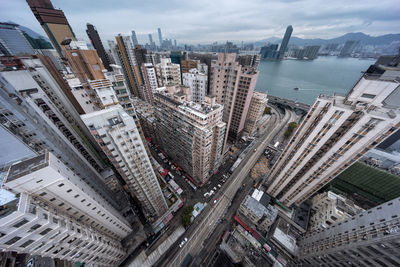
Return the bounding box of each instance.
[256,56,375,105]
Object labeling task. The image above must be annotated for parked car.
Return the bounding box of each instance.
[218,184,221,188]
[179,237,188,248]
[212,198,219,206]
[213,187,217,191]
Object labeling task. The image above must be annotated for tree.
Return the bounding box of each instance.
[284,122,298,138]
[263,107,272,115]
[180,205,194,228]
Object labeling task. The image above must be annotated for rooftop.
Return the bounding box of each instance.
[5,153,48,183]
[242,194,277,220]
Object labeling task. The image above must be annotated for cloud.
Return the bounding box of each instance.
[1,0,399,45]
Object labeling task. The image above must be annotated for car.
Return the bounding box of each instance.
[218,184,221,188]
[210,190,215,195]
[213,187,217,191]
[254,148,257,152]
[213,198,219,206]
[204,192,210,197]
[179,237,188,248]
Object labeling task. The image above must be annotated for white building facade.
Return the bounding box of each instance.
[81,106,168,220]
[156,58,181,87]
[182,68,208,103]
[0,152,131,266]
[266,60,400,207]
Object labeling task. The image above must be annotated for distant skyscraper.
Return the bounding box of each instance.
[131,30,139,46]
[26,0,76,55]
[157,28,163,47]
[0,22,35,56]
[148,33,153,44]
[278,25,293,59]
[266,57,400,207]
[260,43,279,60]
[86,23,112,71]
[81,106,168,220]
[174,39,177,47]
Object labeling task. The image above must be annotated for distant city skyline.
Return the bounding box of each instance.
[2,0,400,45]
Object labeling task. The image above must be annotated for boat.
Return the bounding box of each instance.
[293,87,299,91]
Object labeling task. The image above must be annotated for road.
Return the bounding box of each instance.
[157,108,292,267]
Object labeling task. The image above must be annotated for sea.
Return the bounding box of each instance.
[256,56,376,105]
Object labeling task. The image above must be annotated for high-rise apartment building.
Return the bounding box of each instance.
[210,53,259,150]
[182,68,208,103]
[26,0,76,55]
[243,91,268,136]
[340,40,360,57]
[81,106,168,220]
[140,63,158,104]
[156,58,181,86]
[0,69,121,209]
[295,197,400,266]
[266,57,400,208]
[153,86,226,184]
[86,23,112,71]
[114,35,142,98]
[0,22,35,56]
[278,25,293,59]
[131,30,139,46]
[0,152,131,265]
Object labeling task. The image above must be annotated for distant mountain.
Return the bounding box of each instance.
[254,32,400,47]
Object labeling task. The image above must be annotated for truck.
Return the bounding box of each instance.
[230,158,242,173]
[274,141,280,148]
[168,180,183,195]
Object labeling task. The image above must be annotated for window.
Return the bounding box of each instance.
[13,219,29,228]
[39,192,47,196]
[29,224,42,232]
[20,239,35,248]
[58,183,64,187]
[39,228,53,235]
[361,93,376,99]
[5,236,21,245]
[36,179,43,183]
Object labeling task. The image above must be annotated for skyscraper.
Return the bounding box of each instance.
[210,53,259,150]
[86,23,112,71]
[295,197,400,266]
[81,106,168,220]
[131,30,139,46]
[266,57,400,208]
[26,0,76,55]
[154,87,226,184]
[141,63,158,104]
[340,40,359,57]
[278,25,293,59]
[158,27,163,47]
[0,22,35,56]
[148,33,153,44]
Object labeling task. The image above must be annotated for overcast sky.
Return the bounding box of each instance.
[2,0,400,45]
